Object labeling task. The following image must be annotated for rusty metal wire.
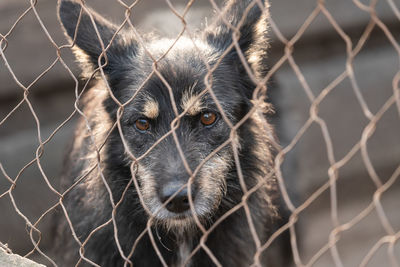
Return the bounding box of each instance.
[0,0,399,266]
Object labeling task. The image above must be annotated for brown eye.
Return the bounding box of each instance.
[135,118,150,132]
[200,112,217,127]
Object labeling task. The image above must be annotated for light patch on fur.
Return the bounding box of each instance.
[142,96,159,119]
[72,85,111,154]
[148,37,211,58]
[197,150,233,211]
[175,241,191,267]
[72,47,96,78]
[247,7,270,79]
[251,97,273,114]
[136,162,158,213]
[73,84,115,207]
[248,107,279,218]
[181,83,204,116]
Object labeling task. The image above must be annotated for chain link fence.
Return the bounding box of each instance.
[1,0,400,266]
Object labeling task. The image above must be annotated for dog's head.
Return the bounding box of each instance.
[59,0,271,231]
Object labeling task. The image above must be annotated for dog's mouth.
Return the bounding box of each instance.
[163,210,198,225]
[146,194,219,231]
[149,206,203,232]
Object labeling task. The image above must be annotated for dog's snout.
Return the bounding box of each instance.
[160,183,194,213]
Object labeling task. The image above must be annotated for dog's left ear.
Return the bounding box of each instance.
[204,0,270,78]
[58,0,138,77]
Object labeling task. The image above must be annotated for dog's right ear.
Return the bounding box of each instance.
[204,0,270,80]
[58,0,137,77]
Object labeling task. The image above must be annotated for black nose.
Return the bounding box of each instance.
[160,183,193,213]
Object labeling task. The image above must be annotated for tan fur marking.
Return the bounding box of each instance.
[181,89,204,116]
[142,97,159,119]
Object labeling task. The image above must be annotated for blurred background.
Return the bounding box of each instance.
[1,0,400,266]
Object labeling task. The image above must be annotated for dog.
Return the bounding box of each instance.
[55,0,290,266]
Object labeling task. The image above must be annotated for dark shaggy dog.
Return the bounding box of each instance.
[55,0,290,266]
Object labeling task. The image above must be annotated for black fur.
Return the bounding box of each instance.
[55,0,289,266]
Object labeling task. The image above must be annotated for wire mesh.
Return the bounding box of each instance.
[0,0,399,266]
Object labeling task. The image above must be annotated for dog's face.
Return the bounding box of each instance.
[59,0,270,231]
[117,40,247,229]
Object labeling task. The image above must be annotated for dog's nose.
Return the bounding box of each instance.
[160,183,193,213]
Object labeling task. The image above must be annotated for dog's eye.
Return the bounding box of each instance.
[135,118,150,132]
[200,112,217,127]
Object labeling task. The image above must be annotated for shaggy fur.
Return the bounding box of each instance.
[54,0,290,266]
